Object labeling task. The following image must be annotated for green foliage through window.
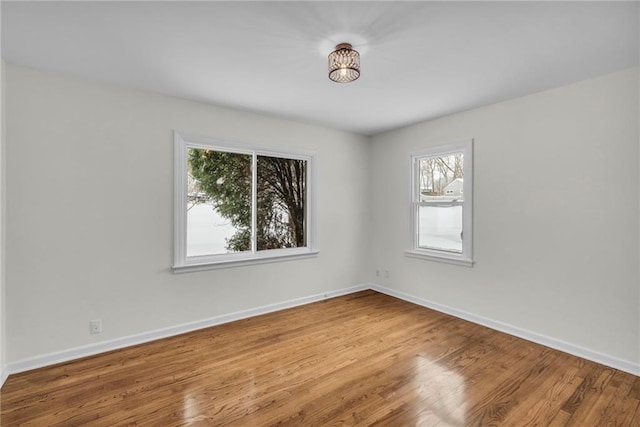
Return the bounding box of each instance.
[188,148,306,253]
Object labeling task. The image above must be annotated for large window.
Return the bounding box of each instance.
[174,133,316,271]
[407,139,473,267]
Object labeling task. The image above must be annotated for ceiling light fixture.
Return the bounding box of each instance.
[328,43,360,83]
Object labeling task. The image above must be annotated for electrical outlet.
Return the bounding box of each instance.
[384,270,390,278]
[90,319,102,334]
[376,269,380,277]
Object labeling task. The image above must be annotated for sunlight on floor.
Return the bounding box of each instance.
[413,355,467,426]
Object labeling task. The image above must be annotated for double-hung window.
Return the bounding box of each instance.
[173,132,316,272]
[407,139,474,267]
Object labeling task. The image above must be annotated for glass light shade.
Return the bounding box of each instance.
[328,43,360,83]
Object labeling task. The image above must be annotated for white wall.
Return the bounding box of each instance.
[4,63,639,373]
[0,57,5,384]
[0,5,5,385]
[371,68,640,368]
[5,64,371,363]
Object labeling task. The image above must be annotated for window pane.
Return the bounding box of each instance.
[418,152,464,253]
[256,155,307,250]
[418,153,464,201]
[418,205,463,253]
[186,148,252,256]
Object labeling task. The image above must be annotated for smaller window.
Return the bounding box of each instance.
[406,139,473,267]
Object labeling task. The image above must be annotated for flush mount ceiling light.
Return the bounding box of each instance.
[328,43,360,83]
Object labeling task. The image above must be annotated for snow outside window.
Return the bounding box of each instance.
[173,133,317,272]
[406,139,474,267]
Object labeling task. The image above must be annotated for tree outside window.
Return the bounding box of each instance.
[173,133,316,271]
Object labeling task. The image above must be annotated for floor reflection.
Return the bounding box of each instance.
[412,355,467,426]
[183,393,197,421]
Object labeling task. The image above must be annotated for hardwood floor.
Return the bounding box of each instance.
[1,290,639,426]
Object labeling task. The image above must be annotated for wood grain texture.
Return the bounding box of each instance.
[1,290,638,426]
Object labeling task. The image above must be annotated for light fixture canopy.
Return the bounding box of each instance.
[328,43,360,83]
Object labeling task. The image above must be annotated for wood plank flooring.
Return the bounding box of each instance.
[1,290,639,426]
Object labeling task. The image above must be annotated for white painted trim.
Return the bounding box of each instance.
[173,131,318,271]
[408,139,474,267]
[0,366,7,388]
[173,250,319,273]
[5,283,639,378]
[404,250,474,267]
[5,284,368,375]
[369,283,640,377]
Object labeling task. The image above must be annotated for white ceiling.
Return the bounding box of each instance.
[2,1,638,136]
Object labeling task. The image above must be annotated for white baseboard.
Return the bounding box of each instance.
[5,284,368,376]
[0,365,8,388]
[370,283,640,377]
[5,282,639,379]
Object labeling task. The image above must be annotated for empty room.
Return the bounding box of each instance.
[0,1,639,425]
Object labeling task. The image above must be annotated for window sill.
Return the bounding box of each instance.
[173,250,319,273]
[404,250,474,268]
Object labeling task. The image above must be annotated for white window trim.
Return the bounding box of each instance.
[173,132,317,273]
[405,139,474,267]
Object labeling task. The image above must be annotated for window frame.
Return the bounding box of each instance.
[173,132,317,273]
[406,139,474,267]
